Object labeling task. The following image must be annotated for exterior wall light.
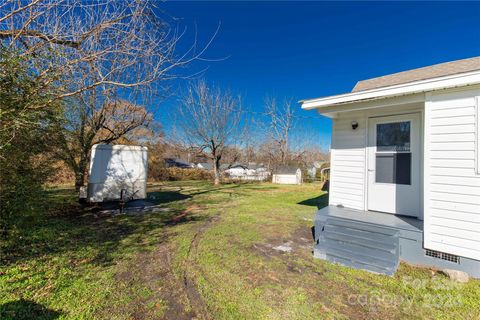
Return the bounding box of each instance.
[351,121,359,130]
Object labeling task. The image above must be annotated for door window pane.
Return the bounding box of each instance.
[376,153,395,183]
[377,121,411,152]
[375,153,411,185]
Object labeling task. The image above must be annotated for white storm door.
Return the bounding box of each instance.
[367,113,421,217]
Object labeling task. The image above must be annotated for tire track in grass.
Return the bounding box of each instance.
[182,214,221,320]
[104,209,217,319]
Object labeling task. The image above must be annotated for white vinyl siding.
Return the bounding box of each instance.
[476,96,480,174]
[424,88,480,261]
[330,112,366,210]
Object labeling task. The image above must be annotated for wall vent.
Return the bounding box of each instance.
[425,249,460,264]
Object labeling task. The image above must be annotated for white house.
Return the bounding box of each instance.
[223,164,247,177]
[196,162,213,170]
[301,57,480,277]
[306,165,317,180]
[272,166,302,185]
[306,161,326,179]
[224,163,270,181]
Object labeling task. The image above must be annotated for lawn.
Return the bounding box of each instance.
[1,181,479,319]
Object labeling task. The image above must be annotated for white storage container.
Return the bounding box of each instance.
[87,144,148,203]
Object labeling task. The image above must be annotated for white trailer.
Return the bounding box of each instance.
[86,144,148,203]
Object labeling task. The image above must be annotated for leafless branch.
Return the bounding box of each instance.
[176,80,242,185]
[1,0,217,109]
[264,97,296,166]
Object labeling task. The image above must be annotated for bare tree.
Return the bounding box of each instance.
[177,81,242,185]
[0,0,214,98]
[55,96,155,190]
[288,128,330,165]
[0,0,215,148]
[1,0,217,191]
[264,97,296,166]
[238,115,258,164]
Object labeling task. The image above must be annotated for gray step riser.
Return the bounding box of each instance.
[316,217,400,276]
[325,253,397,276]
[327,218,400,236]
[318,240,398,268]
[319,237,398,262]
[323,228,398,251]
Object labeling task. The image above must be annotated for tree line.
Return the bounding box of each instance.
[172,82,328,184]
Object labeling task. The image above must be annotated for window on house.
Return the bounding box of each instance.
[375,121,412,185]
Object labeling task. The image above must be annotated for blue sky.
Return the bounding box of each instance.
[158,1,480,150]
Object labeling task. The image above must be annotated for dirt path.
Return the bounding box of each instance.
[104,213,219,320]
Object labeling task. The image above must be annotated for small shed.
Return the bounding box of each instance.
[272,166,302,185]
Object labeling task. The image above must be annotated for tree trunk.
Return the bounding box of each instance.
[74,151,89,191]
[74,172,85,191]
[213,156,221,186]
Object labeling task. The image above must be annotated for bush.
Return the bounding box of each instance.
[45,160,76,185]
[149,167,213,182]
[0,48,61,232]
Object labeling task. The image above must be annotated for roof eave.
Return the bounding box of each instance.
[300,70,480,112]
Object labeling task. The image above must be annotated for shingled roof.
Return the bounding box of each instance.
[352,56,480,92]
[274,166,299,175]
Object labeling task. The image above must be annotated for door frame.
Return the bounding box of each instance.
[363,108,424,220]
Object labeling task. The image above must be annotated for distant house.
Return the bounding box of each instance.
[196,162,213,170]
[313,160,327,169]
[223,163,247,177]
[272,166,302,185]
[306,160,328,179]
[164,158,193,168]
[306,166,316,180]
[219,163,231,171]
[253,165,270,177]
[223,163,270,181]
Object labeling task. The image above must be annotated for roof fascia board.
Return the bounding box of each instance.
[301,70,480,110]
[314,93,425,116]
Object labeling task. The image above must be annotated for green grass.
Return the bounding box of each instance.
[1,181,479,319]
